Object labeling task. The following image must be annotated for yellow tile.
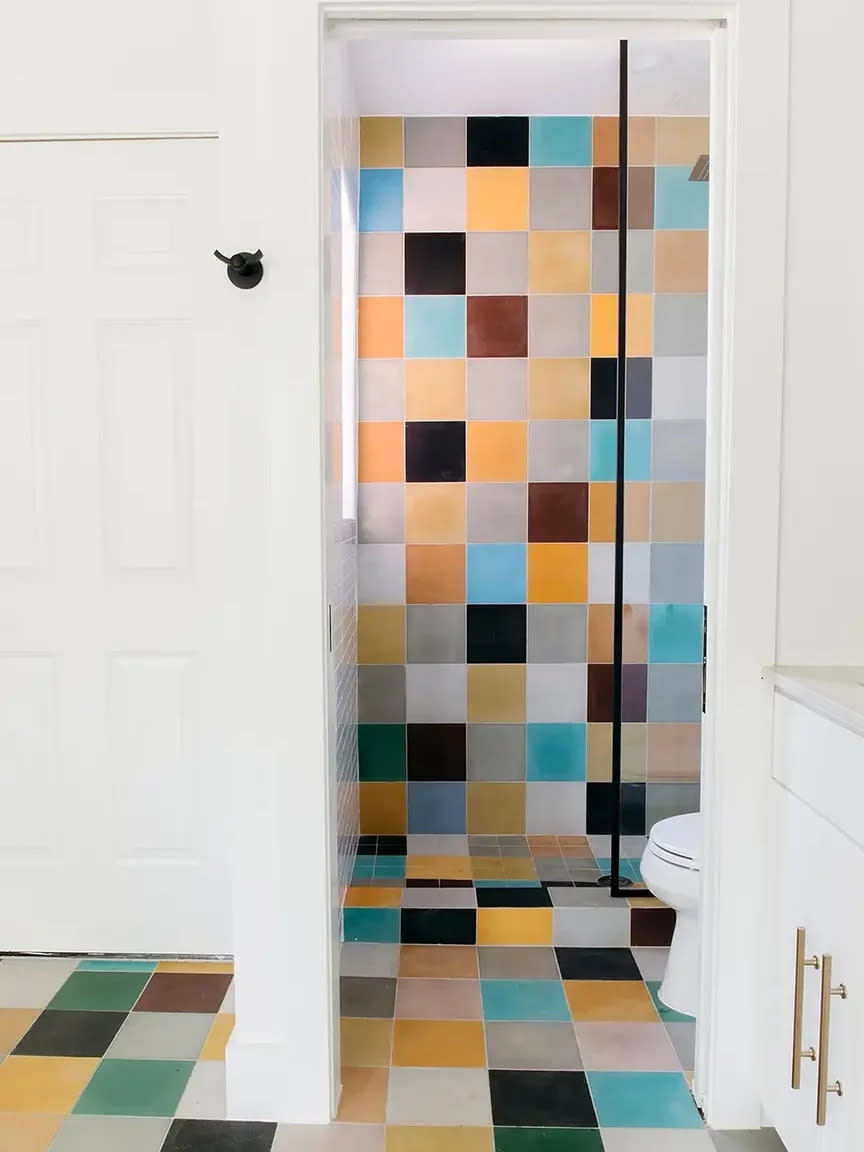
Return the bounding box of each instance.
[341,1017,393,1067]
[529,232,590,293]
[0,1114,63,1152]
[467,168,529,231]
[337,1067,389,1123]
[587,723,612,782]
[498,857,537,880]
[622,722,647,782]
[626,295,653,357]
[528,359,589,420]
[627,896,665,909]
[405,484,466,544]
[358,606,406,665]
[399,946,478,979]
[471,858,505,880]
[435,856,473,880]
[527,543,587,604]
[387,1126,494,1152]
[360,782,407,835]
[0,1010,39,1055]
[360,117,404,167]
[392,1020,486,1067]
[588,482,616,542]
[564,980,658,1021]
[590,295,618,357]
[477,908,553,946]
[156,961,234,974]
[345,887,402,908]
[201,1013,234,1060]
[405,360,466,421]
[656,116,709,165]
[467,665,526,723]
[0,1057,98,1113]
[406,856,442,880]
[467,783,526,835]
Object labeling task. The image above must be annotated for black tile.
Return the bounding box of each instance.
[489,1069,597,1128]
[358,836,378,855]
[590,359,618,419]
[555,947,642,981]
[586,783,616,835]
[407,724,466,781]
[476,887,552,908]
[13,1010,126,1057]
[587,665,614,723]
[441,879,474,888]
[405,232,466,295]
[622,664,647,723]
[621,782,646,835]
[626,358,652,418]
[631,907,676,946]
[161,1119,277,1152]
[376,835,408,856]
[467,117,529,166]
[467,605,527,664]
[405,421,466,483]
[406,878,439,888]
[401,908,476,945]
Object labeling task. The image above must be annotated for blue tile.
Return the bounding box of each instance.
[646,981,696,1023]
[408,782,466,834]
[482,979,571,1021]
[405,296,466,358]
[590,421,617,481]
[649,604,704,663]
[655,166,709,230]
[530,117,592,166]
[587,1071,703,1128]
[467,544,527,604]
[77,959,158,972]
[527,724,586,781]
[359,168,403,232]
[344,907,400,943]
[647,664,703,722]
[625,420,652,481]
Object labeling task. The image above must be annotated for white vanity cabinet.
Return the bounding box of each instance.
[764,685,864,1152]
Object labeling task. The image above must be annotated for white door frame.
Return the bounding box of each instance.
[218,0,789,1126]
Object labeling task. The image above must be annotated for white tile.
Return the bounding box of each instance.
[436,834,470,854]
[175,1061,226,1120]
[632,947,671,982]
[526,663,586,722]
[386,1067,492,1126]
[403,168,466,232]
[49,1116,171,1152]
[623,543,651,603]
[553,906,630,947]
[405,664,466,723]
[588,543,615,604]
[652,357,707,420]
[273,1124,385,1151]
[526,782,586,835]
[106,1011,213,1060]
[358,544,405,605]
[406,835,439,854]
[400,888,476,909]
[340,943,400,980]
[0,957,79,1008]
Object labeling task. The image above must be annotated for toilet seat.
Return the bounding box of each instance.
[648,812,701,872]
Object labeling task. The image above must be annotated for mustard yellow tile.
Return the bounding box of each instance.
[406,856,442,880]
[656,116,709,165]
[529,232,590,293]
[0,1057,98,1113]
[499,857,537,880]
[0,1010,39,1055]
[201,1013,234,1060]
[436,856,472,880]
[467,168,529,231]
[358,606,406,665]
[467,665,526,723]
[360,117,404,168]
[387,1126,494,1152]
[405,360,466,421]
[477,908,553,946]
[341,1017,393,1068]
[360,782,407,835]
[590,295,617,357]
[471,858,504,880]
[527,543,587,604]
[405,484,465,545]
[0,1114,63,1152]
[392,1020,486,1068]
[528,359,589,420]
[587,724,612,782]
[627,896,665,909]
[345,887,402,908]
[467,783,525,835]
[156,961,234,974]
[626,295,653,357]
[564,980,658,1022]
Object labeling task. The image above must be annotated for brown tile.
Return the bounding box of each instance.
[405,484,465,544]
[631,907,677,946]
[467,667,526,723]
[360,117,404,167]
[587,604,613,664]
[528,483,588,543]
[341,1018,394,1067]
[134,972,232,1013]
[588,664,614,723]
[622,723,647,782]
[360,782,408,835]
[467,782,526,834]
[564,980,658,1021]
[592,168,619,230]
[358,606,406,665]
[589,483,616,542]
[399,946,478,980]
[466,421,527,482]
[628,168,655,230]
[395,979,482,1020]
[629,117,656,164]
[623,604,649,663]
[625,483,651,541]
[587,724,612,782]
[405,545,465,604]
[646,723,702,782]
[528,359,590,419]
[656,116,709,164]
[359,422,405,483]
[652,484,705,542]
[467,296,528,358]
[593,117,618,165]
[655,231,709,293]
[405,361,465,421]
[529,232,591,293]
[392,1019,486,1067]
[337,1067,389,1123]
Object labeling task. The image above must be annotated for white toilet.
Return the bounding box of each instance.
[639,812,701,1018]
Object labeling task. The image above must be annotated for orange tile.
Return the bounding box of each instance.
[0,1010,38,1055]
[359,782,407,835]
[360,117,404,168]
[341,1018,393,1068]
[467,665,526,723]
[623,604,649,663]
[589,483,616,542]
[345,887,402,908]
[466,168,529,231]
[0,1114,63,1152]
[564,980,658,1021]
[405,360,466,421]
[590,295,617,357]
[156,961,234,974]
[405,545,465,604]
[588,603,613,664]
[337,1067,389,1123]
[527,543,587,603]
[528,359,590,420]
[405,484,465,544]
[655,231,709,293]
[0,1056,98,1113]
[593,117,618,165]
[399,946,478,980]
[629,117,656,165]
[529,232,591,293]
[656,116,709,164]
[466,421,527,482]
[467,783,526,835]
[587,723,612,782]
[477,908,553,946]
[392,1019,486,1067]
[201,1013,234,1060]
[359,421,404,483]
[358,606,406,665]
[386,1127,494,1152]
[625,482,651,541]
[359,297,404,359]
[626,295,653,357]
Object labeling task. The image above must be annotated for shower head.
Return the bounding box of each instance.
[689,154,709,182]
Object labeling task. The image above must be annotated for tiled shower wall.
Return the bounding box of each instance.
[356,112,708,836]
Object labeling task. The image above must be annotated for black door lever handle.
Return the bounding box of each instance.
[214,248,264,289]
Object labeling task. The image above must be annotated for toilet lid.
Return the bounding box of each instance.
[649,813,701,868]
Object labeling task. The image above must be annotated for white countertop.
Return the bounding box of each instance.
[764,665,864,737]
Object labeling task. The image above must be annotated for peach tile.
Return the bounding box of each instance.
[360,117,404,168]
[358,606,406,665]
[405,484,465,544]
[655,231,709,293]
[622,723,647,782]
[529,232,591,293]
[405,360,465,421]
[625,482,651,541]
[392,1019,486,1067]
[395,979,482,1020]
[477,908,553,946]
[593,117,618,165]
[588,604,613,664]
[564,980,658,1022]
[0,1056,98,1113]
[623,604,649,663]
[466,422,527,482]
[466,168,529,231]
[629,117,656,165]
[201,1013,235,1060]
[590,295,617,358]
[527,543,587,603]
[652,484,705,542]
[0,1114,63,1152]
[646,723,702,782]
[589,482,616,542]
[346,887,403,908]
[341,1018,394,1068]
[656,116,709,165]
[626,295,653,357]
[359,422,404,483]
[359,297,404,360]
[399,946,478,980]
[528,359,590,420]
[0,1010,39,1055]
[405,545,465,604]
[467,666,526,723]
[156,961,234,974]
[337,1067,389,1123]
[360,783,407,835]
[386,1127,493,1152]
[467,783,526,835]
[587,723,612,782]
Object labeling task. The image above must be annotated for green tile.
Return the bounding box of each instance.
[647,981,695,1023]
[359,724,406,781]
[495,1130,604,1151]
[73,1059,194,1117]
[48,972,152,1012]
[344,907,400,943]
[77,959,158,972]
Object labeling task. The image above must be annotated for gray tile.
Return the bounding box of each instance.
[467,483,527,543]
[652,356,707,420]
[526,782,587,835]
[484,1020,582,1070]
[534,860,572,881]
[647,664,703,723]
[50,1116,171,1152]
[631,947,670,982]
[386,1067,492,1125]
[401,887,476,908]
[549,886,616,908]
[467,358,527,419]
[709,1132,787,1152]
[106,1011,213,1060]
[358,543,405,604]
[359,360,404,422]
[553,906,631,946]
[359,233,403,296]
[623,542,651,603]
[626,358,653,418]
[530,168,591,230]
[405,663,466,722]
[655,294,709,356]
[404,116,466,167]
[358,665,406,724]
[437,834,470,854]
[652,420,706,482]
[175,1061,227,1119]
[574,1021,681,1071]
[340,943,400,979]
[466,233,529,296]
[602,1134,715,1152]
[359,484,405,544]
[529,420,590,481]
[406,605,466,663]
[479,947,559,980]
[646,782,701,828]
[526,663,586,722]
[467,724,526,781]
[627,229,655,292]
[591,231,618,293]
[274,1126,385,1152]
[0,957,79,1008]
[650,543,704,603]
[527,605,587,663]
[340,976,398,1019]
[529,296,590,358]
[588,543,615,604]
[666,1021,697,1070]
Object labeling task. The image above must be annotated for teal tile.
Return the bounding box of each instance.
[655,166,709,229]
[530,117,592,167]
[587,1071,703,1128]
[594,858,642,882]
[405,296,466,358]
[495,1130,604,1151]
[359,169,403,232]
[467,544,527,605]
[344,907,400,943]
[649,604,704,664]
[77,960,158,973]
[590,421,616,481]
[73,1059,194,1117]
[482,979,570,1022]
[527,724,586,782]
[48,972,151,1012]
[359,724,406,781]
[625,420,652,481]
[647,981,695,1023]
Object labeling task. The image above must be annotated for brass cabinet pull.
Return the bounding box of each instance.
[816,953,847,1125]
[792,927,819,1088]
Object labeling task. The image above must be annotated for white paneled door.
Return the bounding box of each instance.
[0,140,229,954]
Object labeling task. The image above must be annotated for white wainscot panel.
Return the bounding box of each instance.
[0,198,41,271]
[0,656,58,854]
[0,326,45,569]
[95,196,190,269]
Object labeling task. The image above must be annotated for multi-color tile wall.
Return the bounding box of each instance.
[356,113,708,838]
